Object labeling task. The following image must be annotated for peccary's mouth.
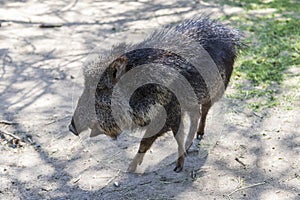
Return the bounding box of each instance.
[69,118,79,136]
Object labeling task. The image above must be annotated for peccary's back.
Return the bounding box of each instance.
[121,18,242,102]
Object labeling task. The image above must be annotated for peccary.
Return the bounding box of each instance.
[69,17,243,172]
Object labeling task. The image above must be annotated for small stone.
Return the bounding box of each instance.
[113,181,119,187]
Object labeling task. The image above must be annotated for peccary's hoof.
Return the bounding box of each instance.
[174,157,184,173]
[127,153,145,173]
[127,163,137,173]
[197,134,204,140]
[173,165,183,173]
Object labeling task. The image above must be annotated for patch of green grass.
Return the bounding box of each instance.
[210,0,300,11]
[281,93,298,110]
[221,0,300,111]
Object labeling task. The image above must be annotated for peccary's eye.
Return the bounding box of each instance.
[112,69,117,79]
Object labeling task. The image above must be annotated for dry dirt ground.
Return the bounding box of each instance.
[0,0,299,199]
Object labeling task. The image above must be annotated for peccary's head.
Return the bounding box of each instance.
[69,45,129,139]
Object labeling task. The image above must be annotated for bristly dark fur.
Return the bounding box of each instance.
[70,16,244,173]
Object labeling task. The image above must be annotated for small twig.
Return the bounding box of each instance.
[235,157,247,168]
[45,116,69,126]
[41,187,52,192]
[99,169,121,190]
[0,120,18,125]
[139,180,152,185]
[226,181,266,197]
[0,129,21,140]
[39,23,62,28]
[44,120,57,126]
[72,176,81,184]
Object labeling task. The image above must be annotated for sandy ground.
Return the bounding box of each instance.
[0,0,299,199]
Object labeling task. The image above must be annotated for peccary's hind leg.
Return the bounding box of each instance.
[127,134,160,173]
[197,103,212,140]
[173,130,186,173]
[185,110,201,153]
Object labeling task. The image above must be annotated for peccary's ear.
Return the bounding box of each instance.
[110,56,128,80]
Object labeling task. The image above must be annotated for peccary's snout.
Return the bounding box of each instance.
[69,118,79,136]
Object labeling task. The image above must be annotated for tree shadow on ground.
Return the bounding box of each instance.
[1,0,299,199]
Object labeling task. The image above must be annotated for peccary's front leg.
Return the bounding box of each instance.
[127,134,160,173]
[197,103,212,140]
